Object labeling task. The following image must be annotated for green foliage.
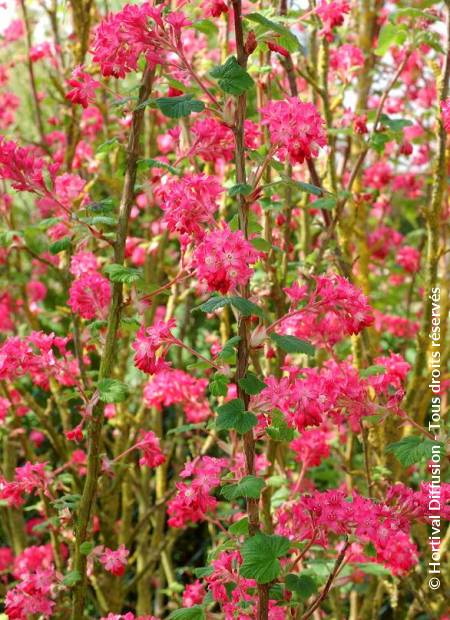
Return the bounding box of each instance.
[168,607,205,620]
[221,475,265,500]
[285,573,318,598]
[104,263,143,284]
[386,436,443,466]
[270,333,315,355]
[216,399,258,434]
[375,24,407,56]
[210,57,254,95]
[155,95,205,118]
[238,372,266,395]
[240,533,291,583]
[98,379,129,403]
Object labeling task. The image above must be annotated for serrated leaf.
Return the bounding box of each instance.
[98,379,129,403]
[229,517,249,535]
[355,562,392,576]
[270,333,315,355]
[266,410,295,442]
[251,237,272,251]
[137,158,181,175]
[386,436,443,467]
[49,237,71,254]
[79,215,117,226]
[168,607,205,620]
[360,365,386,377]
[209,373,229,397]
[240,533,291,584]
[63,570,82,586]
[104,263,143,284]
[216,399,257,434]
[375,24,407,56]
[80,541,94,555]
[96,138,120,154]
[221,475,265,500]
[311,196,337,211]
[210,56,254,95]
[193,19,219,36]
[193,296,230,314]
[285,573,318,598]
[229,296,264,318]
[155,95,205,118]
[238,372,266,395]
[292,180,323,196]
[229,183,252,196]
[245,12,301,53]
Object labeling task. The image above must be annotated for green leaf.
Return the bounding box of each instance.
[0,230,20,247]
[379,114,413,132]
[79,215,117,227]
[355,562,392,576]
[216,399,258,434]
[193,296,230,314]
[210,56,254,95]
[217,336,241,361]
[251,237,272,251]
[193,19,219,36]
[79,541,94,555]
[360,365,386,377]
[229,517,249,535]
[311,196,337,211]
[285,573,318,598]
[266,410,295,442]
[49,237,71,254]
[229,296,264,318]
[245,12,301,53]
[168,607,205,620]
[292,180,323,196]
[155,95,205,118]
[229,183,252,196]
[137,158,181,175]
[240,533,291,584]
[386,436,444,467]
[209,373,229,397]
[375,24,407,56]
[63,570,82,586]
[369,132,390,154]
[104,263,143,284]
[221,475,265,501]
[96,138,120,154]
[98,379,129,403]
[238,372,266,395]
[270,333,315,355]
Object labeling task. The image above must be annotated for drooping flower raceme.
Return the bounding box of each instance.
[156,173,222,240]
[261,97,327,164]
[132,319,177,375]
[192,225,259,293]
[68,272,111,320]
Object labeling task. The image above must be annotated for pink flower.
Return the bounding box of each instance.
[132,319,176,375]
[0,138,49,193]
[54,172,86,207]
[92,4,162,78]
[143,369,212,423]
[330,44,364,75]
[66,65,100,108]
[182,580,205,607]
[68,272,111,319]
[70,251,99,277]
[156,173,222,240]
[316,1,350,31]
[396,246,421,273]
[136,431,165,467]
[98,545,129,576]
[192,225,259,293]
[261,98,327,165]
[441,98,450,131]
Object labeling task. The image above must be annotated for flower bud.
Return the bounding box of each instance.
[244,30,257,56]
[250,325,267,348]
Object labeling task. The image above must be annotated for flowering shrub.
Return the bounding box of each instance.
[0,0,448,619]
